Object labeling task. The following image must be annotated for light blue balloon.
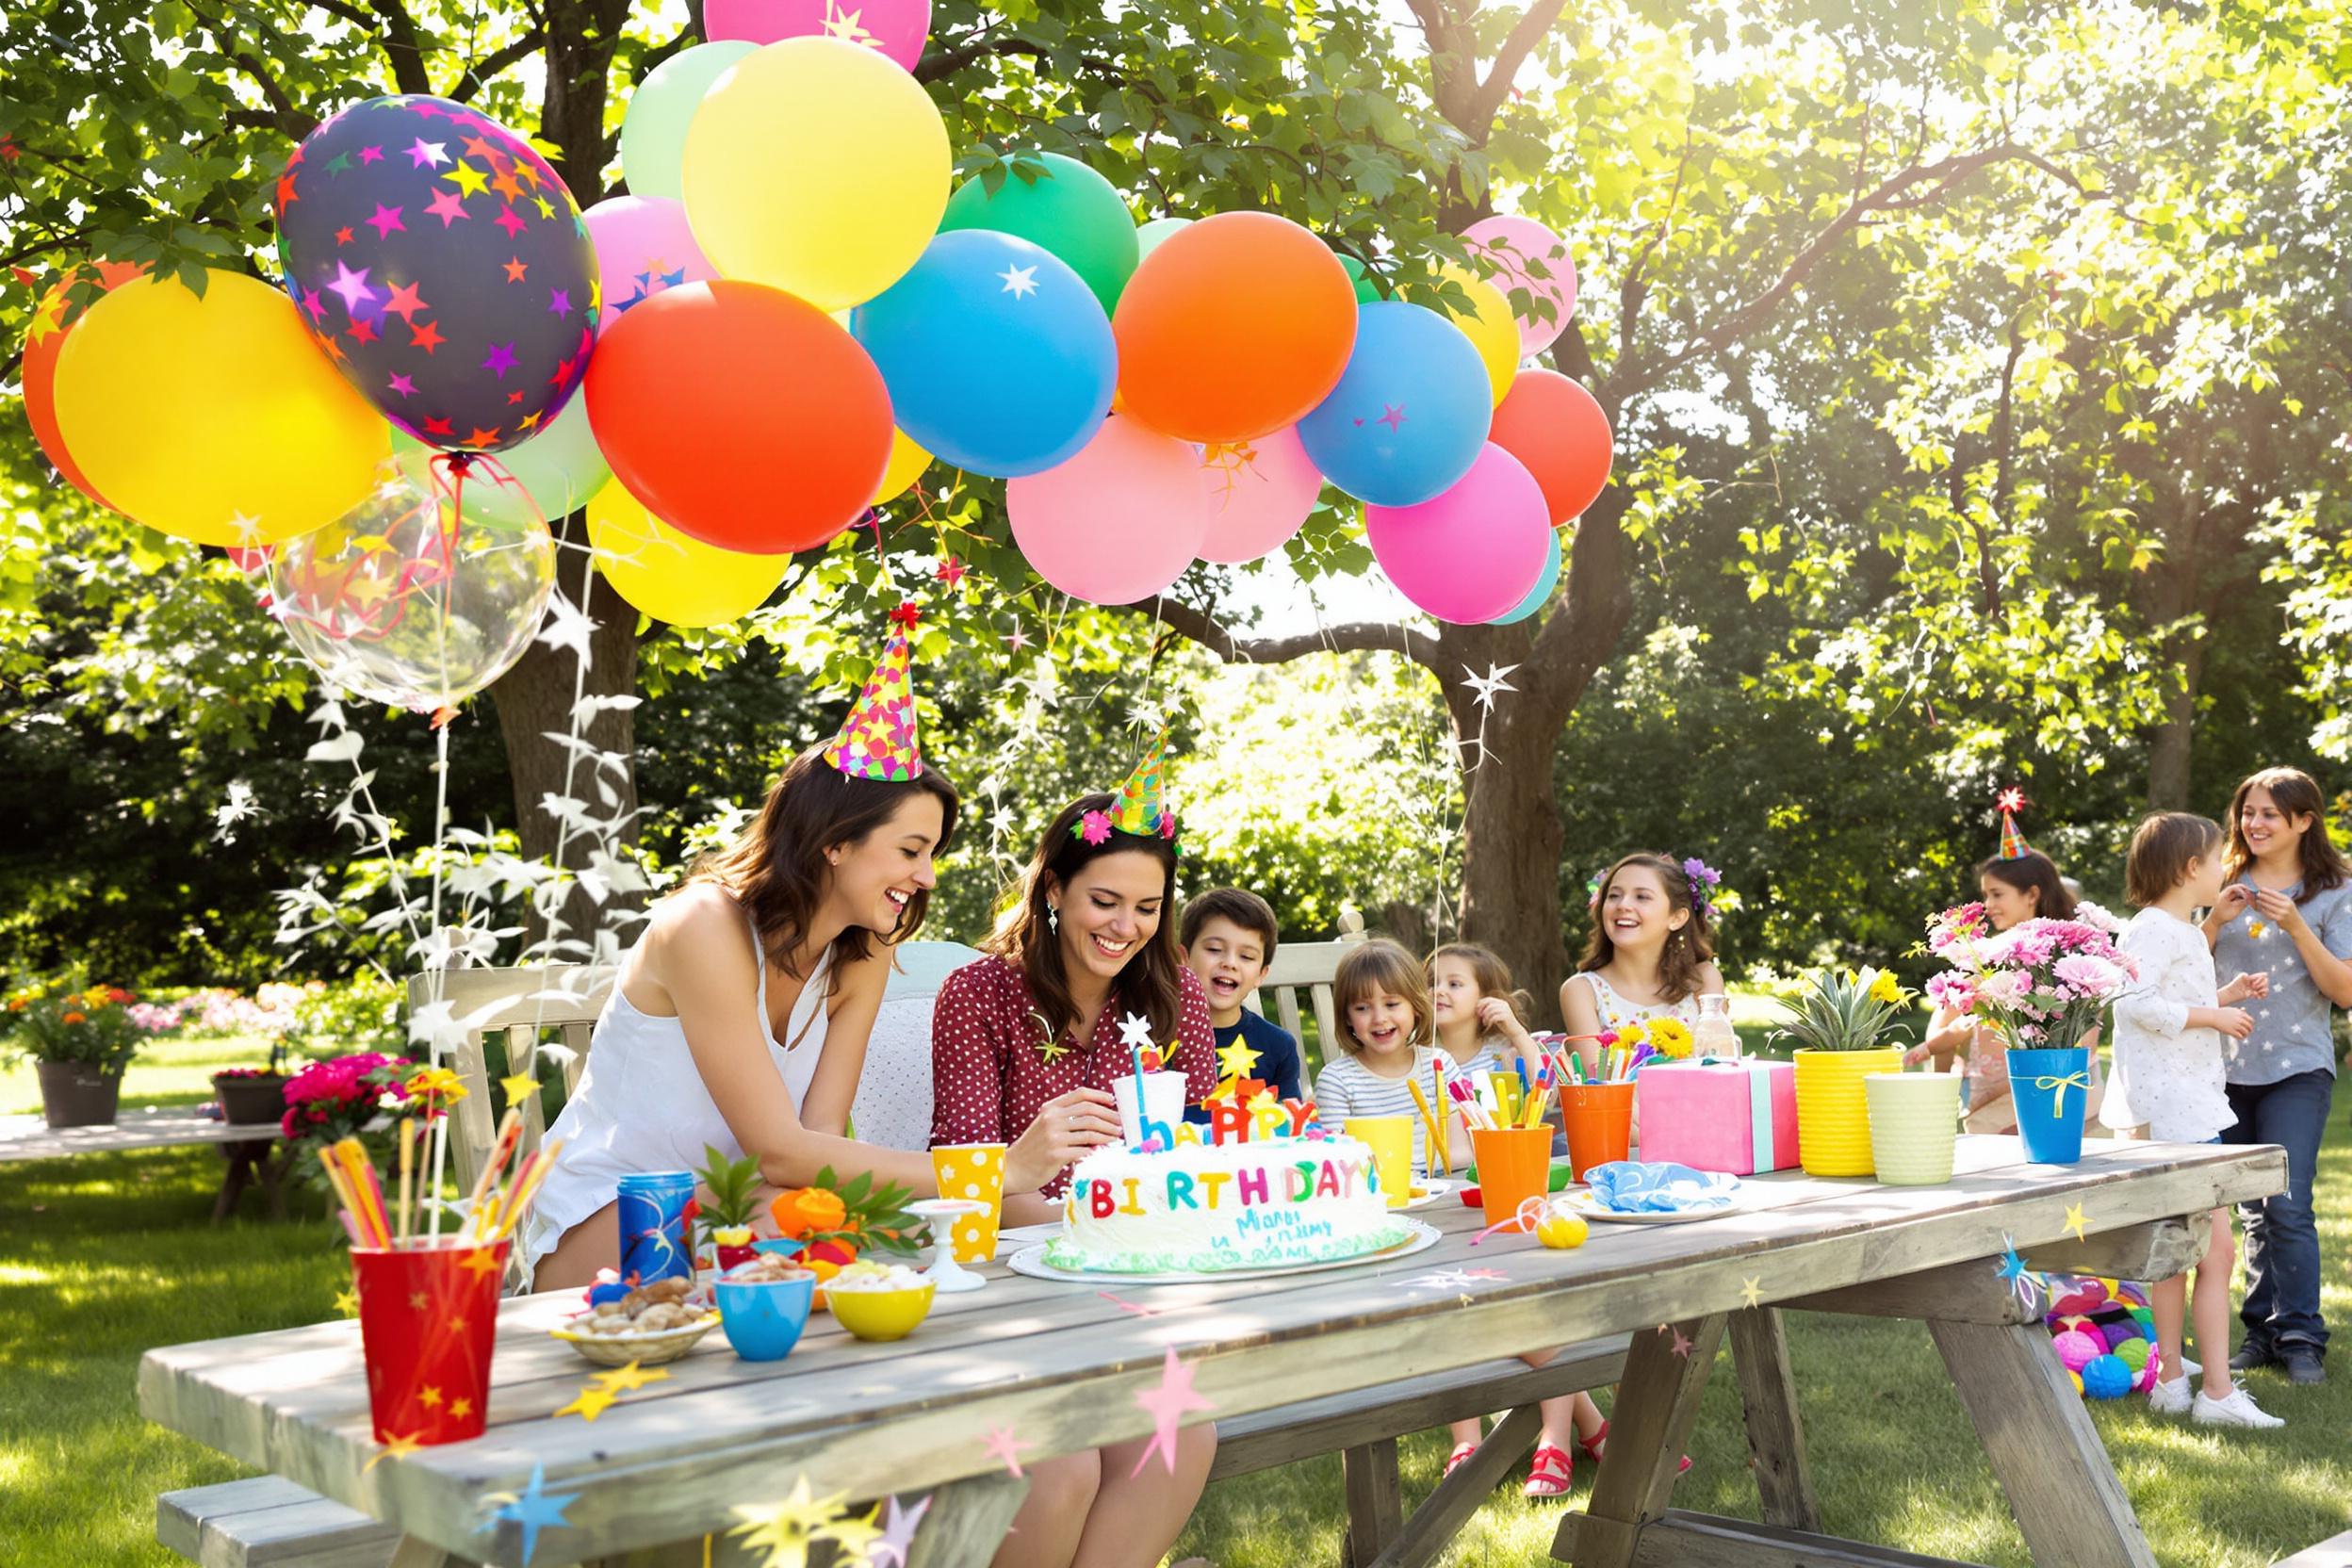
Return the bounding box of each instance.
[1297,302,1491,507]
[1489,528,1561,624]
[851,230,1115,480]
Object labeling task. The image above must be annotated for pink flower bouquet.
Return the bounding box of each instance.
[1924,901,2135,1053]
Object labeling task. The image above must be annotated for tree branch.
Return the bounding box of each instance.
[1621,141,2069,398]
[1134,595,1442,671]
[450,29,548,104]
[1466,0,1569,131]
[366,0,434,96]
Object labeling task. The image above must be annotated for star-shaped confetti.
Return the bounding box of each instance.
[934,555,969,588]
[1667,1325,1694,1358]
[1035,1035,1070,1065]
[1740,1276,1763,1309]
[1410,1268,1478,1291]
[1216,1037,1261,1081]
[1130,1347,1217,1477]
[1098,1289,1158,1317]
[365,1432,424,1471]
[334,1288,359,1317]
[2062,1201,2088,1244]
[998,264,1039,298]
[729,1478,863,1568]
[867,1494,932,1568]
[480,1462,577,1565]
[556,1382,619,1422]
[981,1426,1034,1478]
[500,1070,539,1102]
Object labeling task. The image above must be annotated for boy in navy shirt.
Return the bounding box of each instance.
[1179,888,1305,1103]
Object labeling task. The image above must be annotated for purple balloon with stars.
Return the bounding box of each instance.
[274,95,600,455]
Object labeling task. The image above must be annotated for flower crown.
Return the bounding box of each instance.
[1586,856,1723,920]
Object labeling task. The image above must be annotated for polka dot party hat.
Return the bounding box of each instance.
[824,602,924,781]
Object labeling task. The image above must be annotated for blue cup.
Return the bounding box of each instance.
[615,1170,695,1285]
[2006,1046,2091,1164]
[716,1265,816,1362]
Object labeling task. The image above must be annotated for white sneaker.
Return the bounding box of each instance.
[2148,1375,2192,1414]
[2192,1385,2284,1429]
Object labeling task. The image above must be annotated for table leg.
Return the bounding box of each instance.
[1562,1315,1727,1568]
[1927,1318,2158,1568]
[387,1535,475,1568]
[1727,1306,1822,1532]
[904,1473,1030,1568]
[1339,1437,1403,1568]
[1365,1403,1542,1568]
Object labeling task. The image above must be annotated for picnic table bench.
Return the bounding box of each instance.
[2,1107,291,1222]
[141,1134,2281,1568]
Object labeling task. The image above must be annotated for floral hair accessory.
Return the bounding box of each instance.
[1681,857,1722,917]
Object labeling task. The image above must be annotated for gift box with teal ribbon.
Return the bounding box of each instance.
[1634,1058,1798,1176]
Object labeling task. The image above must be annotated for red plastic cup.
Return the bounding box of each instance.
[1560,1082,1635,1181]
[351,1236,511,1445]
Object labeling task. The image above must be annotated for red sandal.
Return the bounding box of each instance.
[1524,1443,1575,1500]
[1579,1420,1692,1475]
[1444,1441,1480,1478]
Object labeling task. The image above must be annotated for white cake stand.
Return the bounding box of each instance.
[906,1198,992,1293]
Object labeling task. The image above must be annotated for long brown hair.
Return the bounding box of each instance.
[985,792,1184,1049]
[694,743,960,993]
[1976,850,2078,921]
[1332,939,1434,1057]
[2226,767,2349,899]
[1426,942,1532,1027]
[1579,852,1714,1004]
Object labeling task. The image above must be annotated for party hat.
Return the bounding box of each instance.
[1102,728,1177,841]
[1995,788,2031,859]
[824,604,924,781]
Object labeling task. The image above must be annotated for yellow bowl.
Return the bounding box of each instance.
[824,1279,937,1342]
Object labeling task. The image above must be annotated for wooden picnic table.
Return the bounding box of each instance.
[139,1135,2282,1568]
[3,1107,292,1221]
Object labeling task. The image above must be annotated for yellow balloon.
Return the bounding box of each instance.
[1439,263,1521,406]
[587,479,790,628]
[682,39,951,311]
[873,429,932,505]
[51,272,388,547]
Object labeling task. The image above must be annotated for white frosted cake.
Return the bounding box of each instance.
[1047,1135,1413,1274]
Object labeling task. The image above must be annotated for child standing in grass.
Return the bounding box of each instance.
[2105,811,2281,1429]
[1429,941,1607,1498]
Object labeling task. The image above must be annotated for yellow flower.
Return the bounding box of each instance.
[1614,1022,1648,1052]
[1647,1017,1694,1059]
[1868,971,1905,1006]
[402,1066,468,1105]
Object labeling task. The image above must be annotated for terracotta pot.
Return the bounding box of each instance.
[36,1061,122,1129]
[211,1073,290,1127]
[1793,1048,1903,1176]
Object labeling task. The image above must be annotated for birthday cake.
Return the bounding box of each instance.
[1047,1132,1413,1274]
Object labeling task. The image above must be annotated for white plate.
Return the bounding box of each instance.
[1006,1219,1441,1285]
[1566,1191,1741,1225]
[1401,1179,1453,1211]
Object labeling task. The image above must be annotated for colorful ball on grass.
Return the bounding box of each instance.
[2135,1359,2162,1395]
[2069,1370,2084,1396]
[2114,1338,2151,1372]
[2082,1354,2135,1400]
[2101,1319,2145,1351]
[2050,1329,2103,1372]
[2129,1304,2155,1330]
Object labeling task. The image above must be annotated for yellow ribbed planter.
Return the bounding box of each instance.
[1794,1048,1903,1176]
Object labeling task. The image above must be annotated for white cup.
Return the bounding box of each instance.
[1111,1070,1188,1149]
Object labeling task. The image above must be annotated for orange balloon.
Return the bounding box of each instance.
[1489,369,1613,525]
[21,259,148,505]
[1113,211,1357,443]
[583,280,892,554]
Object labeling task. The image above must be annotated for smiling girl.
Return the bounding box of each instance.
[1313,939,1464,1173]
[1560,853,1725,1047]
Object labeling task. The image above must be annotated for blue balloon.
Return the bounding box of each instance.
[851,230,1115,479]
[1489,527,1561,624]
[275,96,600,454]
[1297,302,1491,507]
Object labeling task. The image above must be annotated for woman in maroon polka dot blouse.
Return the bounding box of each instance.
[928,790,1218,1566]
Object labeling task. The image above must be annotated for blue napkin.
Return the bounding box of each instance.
[1583,1161,1741,1213]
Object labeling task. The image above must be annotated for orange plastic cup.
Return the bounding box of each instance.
[930,1143,1007,1263]
[1560,1082,1635,1181]
[1471,1125,1553,1232]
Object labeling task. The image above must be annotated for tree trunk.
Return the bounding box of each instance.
[488,513,643,955]
[2144,606,2205,811]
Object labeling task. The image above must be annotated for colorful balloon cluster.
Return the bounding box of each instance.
[2044,1274,2164,1399]
[28,4,1620,679]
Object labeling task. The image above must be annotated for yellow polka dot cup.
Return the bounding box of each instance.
[930,1142,1007,1264]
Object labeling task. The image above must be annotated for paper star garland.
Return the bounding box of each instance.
[1994,1233,2044,1315]
[1462,662,1519,711]
[1131,1347,1217,1477]
[480,1462,577,1566]
[730,1478,863,1568]
[500,1070,539,1102]
[1740,1276,1763,1309]
[981,1425,1034,1478]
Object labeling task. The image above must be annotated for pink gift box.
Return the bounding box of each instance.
[1634,1059,1798,1175]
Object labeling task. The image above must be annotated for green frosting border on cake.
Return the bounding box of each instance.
[1044,1218,1415,1276]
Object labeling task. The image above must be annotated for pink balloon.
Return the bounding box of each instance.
[1009,416,1209,604]
[1364,443,1549,623]
[582,196,717,333]
[702,0,931,69]
[1197,425,1324,564]
[1462,215,1577,355]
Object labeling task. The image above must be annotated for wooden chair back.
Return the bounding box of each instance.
[404,965,613,1201]
[1241,907,1367,1075]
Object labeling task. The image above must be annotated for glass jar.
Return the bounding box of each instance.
[1694,993,1740,1059]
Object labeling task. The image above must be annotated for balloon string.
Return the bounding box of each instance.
[424,714,454,1237]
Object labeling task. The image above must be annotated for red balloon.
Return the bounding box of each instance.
[583,281,891,553]
[1489,368,1612,525]
[21,259,148,505]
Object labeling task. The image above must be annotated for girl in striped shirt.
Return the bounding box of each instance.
[1312,939,1467,1174]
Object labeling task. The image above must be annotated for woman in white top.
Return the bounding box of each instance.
[531,739,1114,1291]
[1560,853,1723,1042]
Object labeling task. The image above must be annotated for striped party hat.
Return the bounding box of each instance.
[1996,788,2030,859]
[823,603,924,782]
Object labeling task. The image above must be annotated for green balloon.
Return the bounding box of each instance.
[620,41,756,202]
[1336,252,1380,303]
[939,152,1139,315]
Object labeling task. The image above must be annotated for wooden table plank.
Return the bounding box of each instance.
[138,1138,2284,1567]
[0,1109,274,1161]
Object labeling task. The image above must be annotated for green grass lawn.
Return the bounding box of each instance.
[3,1037,2347,1566]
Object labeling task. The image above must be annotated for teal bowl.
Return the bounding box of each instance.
[715,1265,816,1363]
